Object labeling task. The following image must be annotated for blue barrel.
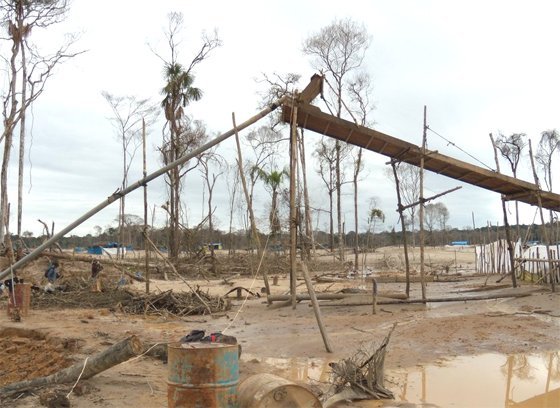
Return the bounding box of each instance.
[167,342,239,408]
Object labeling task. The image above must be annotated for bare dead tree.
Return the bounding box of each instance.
[387,162,420,247]
[102,92,158,258]
[257,72,301,127]
[155,12,221,263]
[490,133,518,288]
[495,133,527,239]
[536,129,560,243]
[0,0,83,241]
[424,202,449,246]
[347,72,374,271]
[225,162,240,255]
[314,138,337,257]
[198,148,225,272]
[303,18,371,262]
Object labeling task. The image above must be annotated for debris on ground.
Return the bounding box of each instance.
[30,287,228,317]
[324,323,397,407]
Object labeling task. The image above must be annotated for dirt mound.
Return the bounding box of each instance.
[0,328,82,387]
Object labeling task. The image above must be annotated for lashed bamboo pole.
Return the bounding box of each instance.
[0,98,285,281]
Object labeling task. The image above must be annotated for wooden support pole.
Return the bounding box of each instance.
[371,276,378,315]
[232,113,271,300]
[142,118,150,294]
[300,262,333,353]
[399,186,462,212]
[290,101,298,309]
[419,106,427,302]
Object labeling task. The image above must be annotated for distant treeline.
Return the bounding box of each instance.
[12,222,559,252]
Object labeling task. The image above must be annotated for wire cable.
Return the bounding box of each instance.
[426,126,495,171]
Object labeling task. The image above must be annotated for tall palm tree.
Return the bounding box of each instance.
[255,167,288,240]
[161,63,201,121]
[160,63,202,262]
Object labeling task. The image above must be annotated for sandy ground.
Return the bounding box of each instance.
[0,246,559,407]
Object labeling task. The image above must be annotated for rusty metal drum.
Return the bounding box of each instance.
[167,342,239,408]
[7,283,31,317]
[238,373,321,408]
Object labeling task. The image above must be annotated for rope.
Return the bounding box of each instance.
[426,126,495,171]
[66,356,89,398]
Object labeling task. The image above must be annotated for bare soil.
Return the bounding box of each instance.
[0,246,558,407]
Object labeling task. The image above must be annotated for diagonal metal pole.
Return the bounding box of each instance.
[0,98,285,281]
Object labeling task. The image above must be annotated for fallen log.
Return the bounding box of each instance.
[321,292,532,307]
[267,292,406,302]
[459,284,511,293]
[0,335,143,396]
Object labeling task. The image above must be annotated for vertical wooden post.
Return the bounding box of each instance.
[419,106,427,302]
[300,262,333,353]
[142,119,150,294]
[232,113,271,300]
[371,276,378,315]
[391,162,411,298]
[528,140,556,292]
[290,102,298,309]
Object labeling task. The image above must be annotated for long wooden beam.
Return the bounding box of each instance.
[281,98,560,212]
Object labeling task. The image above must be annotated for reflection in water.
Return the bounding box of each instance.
[243,352,560,408]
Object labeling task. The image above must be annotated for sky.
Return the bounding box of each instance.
[3,0,560,238]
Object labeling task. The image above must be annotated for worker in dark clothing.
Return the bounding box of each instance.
[91,259,104,292]
[44,260,61,283]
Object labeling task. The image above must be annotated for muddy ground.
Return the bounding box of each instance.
[0,246,559,407]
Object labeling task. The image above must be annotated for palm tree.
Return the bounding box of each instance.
[255,167,288,241]
[160,63,202,262]
[161,63,201,121]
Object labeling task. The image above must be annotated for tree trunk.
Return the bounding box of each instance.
[298,129,315,260]
[489,133,517,288]
[392,162,411,298]
[17,44,28,238]
[0,336,144,396]
[0,23,22,243]
[353,148,362,272]
[336,141,344,261]
[329,188,334,260]
[142,119,150,293]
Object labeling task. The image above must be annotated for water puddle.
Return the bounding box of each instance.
[243,351,560,407]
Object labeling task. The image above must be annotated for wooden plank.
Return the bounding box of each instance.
[281,101,560,212]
